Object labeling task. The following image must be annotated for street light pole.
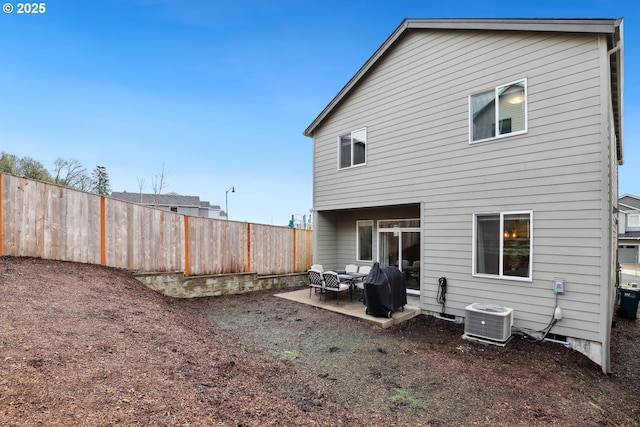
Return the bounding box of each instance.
[225,186,235,219]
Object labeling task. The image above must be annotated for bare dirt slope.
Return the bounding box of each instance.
[1,257,638,426]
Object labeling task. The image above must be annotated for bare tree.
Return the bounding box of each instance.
[52,158,88,188]
[136,177,146,203]
[75,174,94,192]
[150,163,168,205]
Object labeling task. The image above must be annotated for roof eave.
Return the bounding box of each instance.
[403,18,620,34]
[611,19,624,165]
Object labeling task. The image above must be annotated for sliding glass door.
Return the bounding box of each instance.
[378,219,420,294]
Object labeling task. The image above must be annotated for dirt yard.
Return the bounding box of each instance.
[1,257,639,426]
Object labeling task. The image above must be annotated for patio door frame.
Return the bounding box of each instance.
[377,218,421,296]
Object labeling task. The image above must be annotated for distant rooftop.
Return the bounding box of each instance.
[110,191,220,209]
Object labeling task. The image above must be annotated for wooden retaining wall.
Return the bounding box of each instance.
[0,173,313,275]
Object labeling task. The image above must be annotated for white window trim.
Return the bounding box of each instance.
[356,220,373,262]
[472,210,533,282]
[469,78,528,144]
[376,219,421,264]
[337,127,367,170]
[628,214,640,227]
[376,218,421,296]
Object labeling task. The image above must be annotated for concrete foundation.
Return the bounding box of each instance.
[133,271,308,298]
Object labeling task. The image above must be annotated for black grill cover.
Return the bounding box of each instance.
[384,265,407,309]
[363,263,407,317]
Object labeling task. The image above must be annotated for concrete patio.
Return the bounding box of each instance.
[275,287,422,329]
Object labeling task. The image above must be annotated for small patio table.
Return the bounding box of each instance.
[338,272,367,281]
[338,272,367,294]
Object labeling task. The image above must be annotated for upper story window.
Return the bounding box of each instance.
[338,127,366,169]
[470,79,527,143]
[473,211,532,281]
[628,214,640,227]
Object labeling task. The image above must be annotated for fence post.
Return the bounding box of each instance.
[100,196,106,266]
[0,173,3,257]
[293,227,297,273]
[184,216,190,277]
[247,222,251,273]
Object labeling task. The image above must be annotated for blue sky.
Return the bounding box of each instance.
[0,0,637,225]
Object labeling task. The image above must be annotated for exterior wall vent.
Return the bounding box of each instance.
[464,303,514,342]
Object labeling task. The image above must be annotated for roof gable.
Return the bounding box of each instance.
[620,195,640,210]
[303,18,623,162]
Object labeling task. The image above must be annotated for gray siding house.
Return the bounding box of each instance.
[110,192,224,219]
[618,194,640,264]
[304,18,623,373]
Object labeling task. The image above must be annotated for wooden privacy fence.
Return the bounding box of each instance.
[0,173,313,275]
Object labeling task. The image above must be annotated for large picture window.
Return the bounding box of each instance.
[338,127,367,169]
[470,79,527,143]
[357,220,373,261]
[473,211,532,280]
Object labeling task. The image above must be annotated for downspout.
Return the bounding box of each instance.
[597,33,613,375]
[599,23,623,375]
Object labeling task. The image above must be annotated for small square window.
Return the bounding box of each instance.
[338,128,367,169]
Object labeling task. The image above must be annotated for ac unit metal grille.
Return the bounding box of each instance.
[464,303,514,342]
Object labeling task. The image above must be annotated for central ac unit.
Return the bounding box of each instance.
[464,303,514,342]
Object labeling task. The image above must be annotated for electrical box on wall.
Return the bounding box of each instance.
[554,279,565,294]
